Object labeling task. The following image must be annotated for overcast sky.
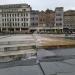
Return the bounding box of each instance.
[0,0,75,10]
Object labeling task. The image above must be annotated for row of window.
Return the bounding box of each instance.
[39,19,45,22]
[56,23,62,26]
[2,13,28,17]
[2,18,28,22]
[64,25,75,27]
[2,23,28,27]
[64,20,75,22]
[56,13,63,16]
[31,23,38,26]
[31,17,38,20]
[56,8,63,11]
[2,9,27,12]
[56,18,62,21]
[2,22,39,27]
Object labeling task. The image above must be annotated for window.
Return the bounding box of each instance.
[24,23,26,26]
[2,14,4,17]
[22,23,23,26]
[56,13,61,16]
[9,23,12,27]
[26,13,28,16]
[10,19,11,21]
[26,18,28,21]
[21,18,23,21]
[26,23,28,26]
[35,23,38,26]
[36,17,38,20]
[43,19,45,21]
[31,23,34,26]
[5,23,6,26]
[59,23,62,25]
[2,23,4,26]
[10,14,11,17]
[12,14,14,17]
[15,18,17,21]
[15,23,17,26]
[32,17,34,20]
[18,23,19,26]
[13,23,14,26]
[13,19,14,21]
[17,13,19,17]
[56,23,62,26]
[56,18,62,21]
[5,14,6,17]
[23,9,26,11]
[7,14,9,17]
[18,18,19,21]
[24,14,25,16]
[15,14,16,17]
[40,19,42,21]
[24,18,25,21]
[2,19,4,21]
[5,19,6,21]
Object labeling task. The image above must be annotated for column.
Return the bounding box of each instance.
[20,28,21,32]
[14,28,16,33]
[1,28,2,32]
[6,28,8,32]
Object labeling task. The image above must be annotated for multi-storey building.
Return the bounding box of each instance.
[64,10,75,32]
[55,7,64,33]
[0,4,32,33]
[38,11,46,27]
[39,10,55,27]
[29,10,39,33]
[0,3,75,34]
[38,10,55,33]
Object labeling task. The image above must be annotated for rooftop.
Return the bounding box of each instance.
[0,3,31,9]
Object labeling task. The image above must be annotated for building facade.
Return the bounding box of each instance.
[55,7,64,33]
[29,10,39,33]
[0,3,75,34]
[0,4,32,33]
[64,10,75,33]
[38,10,55,33]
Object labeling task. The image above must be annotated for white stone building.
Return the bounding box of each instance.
[55,7,64,33]
[0,4,32,33]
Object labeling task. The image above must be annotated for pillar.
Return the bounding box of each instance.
[1,28,2,32]
[20,28,21,32]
